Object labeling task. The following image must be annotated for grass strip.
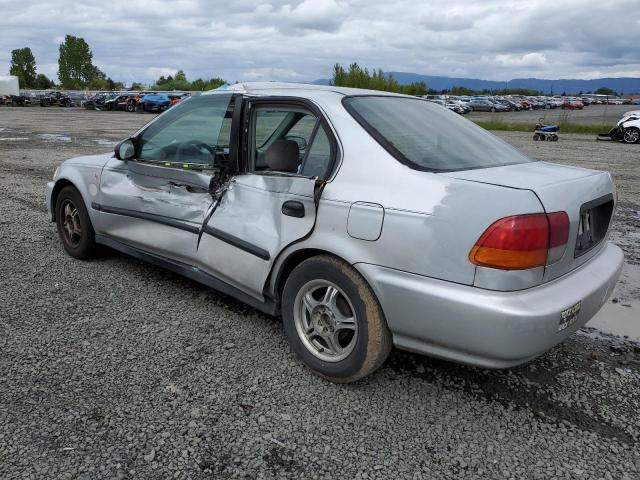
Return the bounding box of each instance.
[473,120,612,135]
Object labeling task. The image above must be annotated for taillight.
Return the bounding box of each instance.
[469,212,569,270]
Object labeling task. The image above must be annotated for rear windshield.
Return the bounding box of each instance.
[343,96,533,172]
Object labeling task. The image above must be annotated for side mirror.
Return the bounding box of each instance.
[114,138,135,160]
[285,135,307,151]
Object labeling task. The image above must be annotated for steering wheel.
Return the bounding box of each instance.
[175,140,215,165]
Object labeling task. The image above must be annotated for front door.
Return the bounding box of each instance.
[196,98,337,300]
[96,92,235,264]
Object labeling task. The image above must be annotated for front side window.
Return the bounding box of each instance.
[343,96,533,172]
[137,93,233,171]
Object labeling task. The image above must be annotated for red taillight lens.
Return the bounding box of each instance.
[469,212,569,270]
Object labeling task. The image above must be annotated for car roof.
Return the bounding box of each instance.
[201,81,410,100]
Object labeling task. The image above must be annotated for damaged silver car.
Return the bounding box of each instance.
[47,83,623,382]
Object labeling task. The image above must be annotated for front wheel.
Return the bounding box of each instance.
[55,186,98,259]
[282,255,392,383]
[623,127,640,144]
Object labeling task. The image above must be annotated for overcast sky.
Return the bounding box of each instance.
[1,0,639,85]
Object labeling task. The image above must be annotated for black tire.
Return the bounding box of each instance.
[55,186,97,260]
[126,102,135,112]
[533,133,540,141]
[282,255,392,383]
[623,127,640,144]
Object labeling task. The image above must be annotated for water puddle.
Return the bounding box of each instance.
[587,263,640,341]
[39,133,71,142]
[0,137,29,141]
[587,301,640,341]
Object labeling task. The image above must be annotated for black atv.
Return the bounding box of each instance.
[40,91,74,107]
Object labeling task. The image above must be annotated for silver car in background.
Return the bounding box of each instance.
[46,83,623,382]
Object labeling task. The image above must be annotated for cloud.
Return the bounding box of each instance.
[0,0,639,85]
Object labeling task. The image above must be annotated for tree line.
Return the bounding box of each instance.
[331,63,428,95]
[8,35,227,91]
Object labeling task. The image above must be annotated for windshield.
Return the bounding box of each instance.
[343,96,533,172]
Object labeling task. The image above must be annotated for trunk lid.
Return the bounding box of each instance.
[441,161,616,282]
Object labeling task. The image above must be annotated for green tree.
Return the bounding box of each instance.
[130,82,144,90]
[152,69,191,90]
[87,78,110,90]
[191,77,226,91]
[330,62,427,95]
[9,47,37,88]
[595,87,616,96]
[34,73,55,89]
[57,35,96,89]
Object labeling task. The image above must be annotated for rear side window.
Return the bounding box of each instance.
[343,96,533,172]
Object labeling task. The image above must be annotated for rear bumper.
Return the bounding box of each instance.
[356,242,624,368]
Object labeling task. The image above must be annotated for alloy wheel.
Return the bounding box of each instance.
[293,280,358,362]
[61,200,82,247]
[623,128,639,144]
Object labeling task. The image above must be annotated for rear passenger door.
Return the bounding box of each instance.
[196,97,337,300]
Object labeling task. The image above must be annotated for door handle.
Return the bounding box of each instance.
[282,200,305,218]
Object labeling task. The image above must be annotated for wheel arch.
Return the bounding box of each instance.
[270,248,353,305]
[50,178,77,221]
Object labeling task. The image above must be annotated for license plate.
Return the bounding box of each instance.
[558,301,581,332]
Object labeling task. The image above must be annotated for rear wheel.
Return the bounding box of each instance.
[533,133,540,141]
[126,102,135,112]
[623,127,639,144]
[55,186,97,259]
[282,255,392,383]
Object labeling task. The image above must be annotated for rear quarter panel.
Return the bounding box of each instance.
[271,93,544,289]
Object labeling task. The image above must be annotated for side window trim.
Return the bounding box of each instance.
[299,119,321,169]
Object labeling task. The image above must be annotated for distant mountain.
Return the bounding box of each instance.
[311,73,640,94]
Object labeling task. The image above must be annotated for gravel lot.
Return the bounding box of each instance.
[1,108,639,479]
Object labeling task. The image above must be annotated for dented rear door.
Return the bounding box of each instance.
[196,173,317,300]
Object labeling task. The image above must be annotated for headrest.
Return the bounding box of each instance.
[264,139,300,172]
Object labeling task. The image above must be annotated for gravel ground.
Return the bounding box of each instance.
[1,108,639,479]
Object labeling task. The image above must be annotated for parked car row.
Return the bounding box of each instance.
[420,94,628,114]
[0,90,190,113]
[84,92,189,113]
[0,94,33,106]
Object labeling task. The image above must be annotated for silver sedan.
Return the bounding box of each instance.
[46,83,623,382]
